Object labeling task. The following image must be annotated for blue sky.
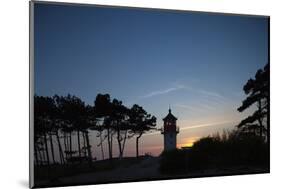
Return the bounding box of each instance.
[34,3,268,158]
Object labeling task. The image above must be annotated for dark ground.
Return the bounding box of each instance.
[34,156,269,188]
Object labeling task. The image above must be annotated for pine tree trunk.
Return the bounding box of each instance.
[99,130,104,160]
[136,137,139,158]
[69,132,72,159]
[120,130,127,158]
[136,133,143,158]
[43,133,50,166]
[117,129,122,159]
[49,134,56,164]
[56,132,65,164]
[107,128,112,159]
[77,130,81,162]
[85,131,92,164]
[83,132,87,157]
[258,100,263,137]
[110,131,113,158]
[63,133,68,160]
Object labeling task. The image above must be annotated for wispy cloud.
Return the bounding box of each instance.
[143,120,238,136]
[180,120,238,131]
[196,89,225,99]
[141,84,225,99]
[139,81,227,102]
[175,103,214,111]
[138,81,232,116]
[140,84,185,98]
[182,84,232,108]
[174,104,193,110]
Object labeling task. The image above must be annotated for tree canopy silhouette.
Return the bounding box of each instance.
[34,93,157,167]
[129,104,157,157]
[237,63,269,140]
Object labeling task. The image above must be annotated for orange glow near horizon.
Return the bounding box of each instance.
[178,136,200,148]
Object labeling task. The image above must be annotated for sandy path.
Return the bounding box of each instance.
[59,157,161,184]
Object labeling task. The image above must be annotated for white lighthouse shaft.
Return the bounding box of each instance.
[164,132,177,151]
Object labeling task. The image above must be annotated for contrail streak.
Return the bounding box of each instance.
[144,120,238,136]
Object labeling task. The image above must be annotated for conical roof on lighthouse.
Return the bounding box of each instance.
[163,107,177,121]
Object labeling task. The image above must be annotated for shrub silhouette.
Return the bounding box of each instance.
[159,130,269,174]
[188,130,269,171]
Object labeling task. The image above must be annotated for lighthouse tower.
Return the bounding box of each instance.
[161,107,179,151]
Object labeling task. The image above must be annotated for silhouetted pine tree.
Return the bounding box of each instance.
[129,104,157,157]
[94,94,114,159]
[237,63,269,140]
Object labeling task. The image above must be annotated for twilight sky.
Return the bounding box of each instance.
[34,3,268,159]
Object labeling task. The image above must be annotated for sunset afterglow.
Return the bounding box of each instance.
[34,4,268,160]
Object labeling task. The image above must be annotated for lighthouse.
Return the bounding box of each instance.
[161,107,179,151]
